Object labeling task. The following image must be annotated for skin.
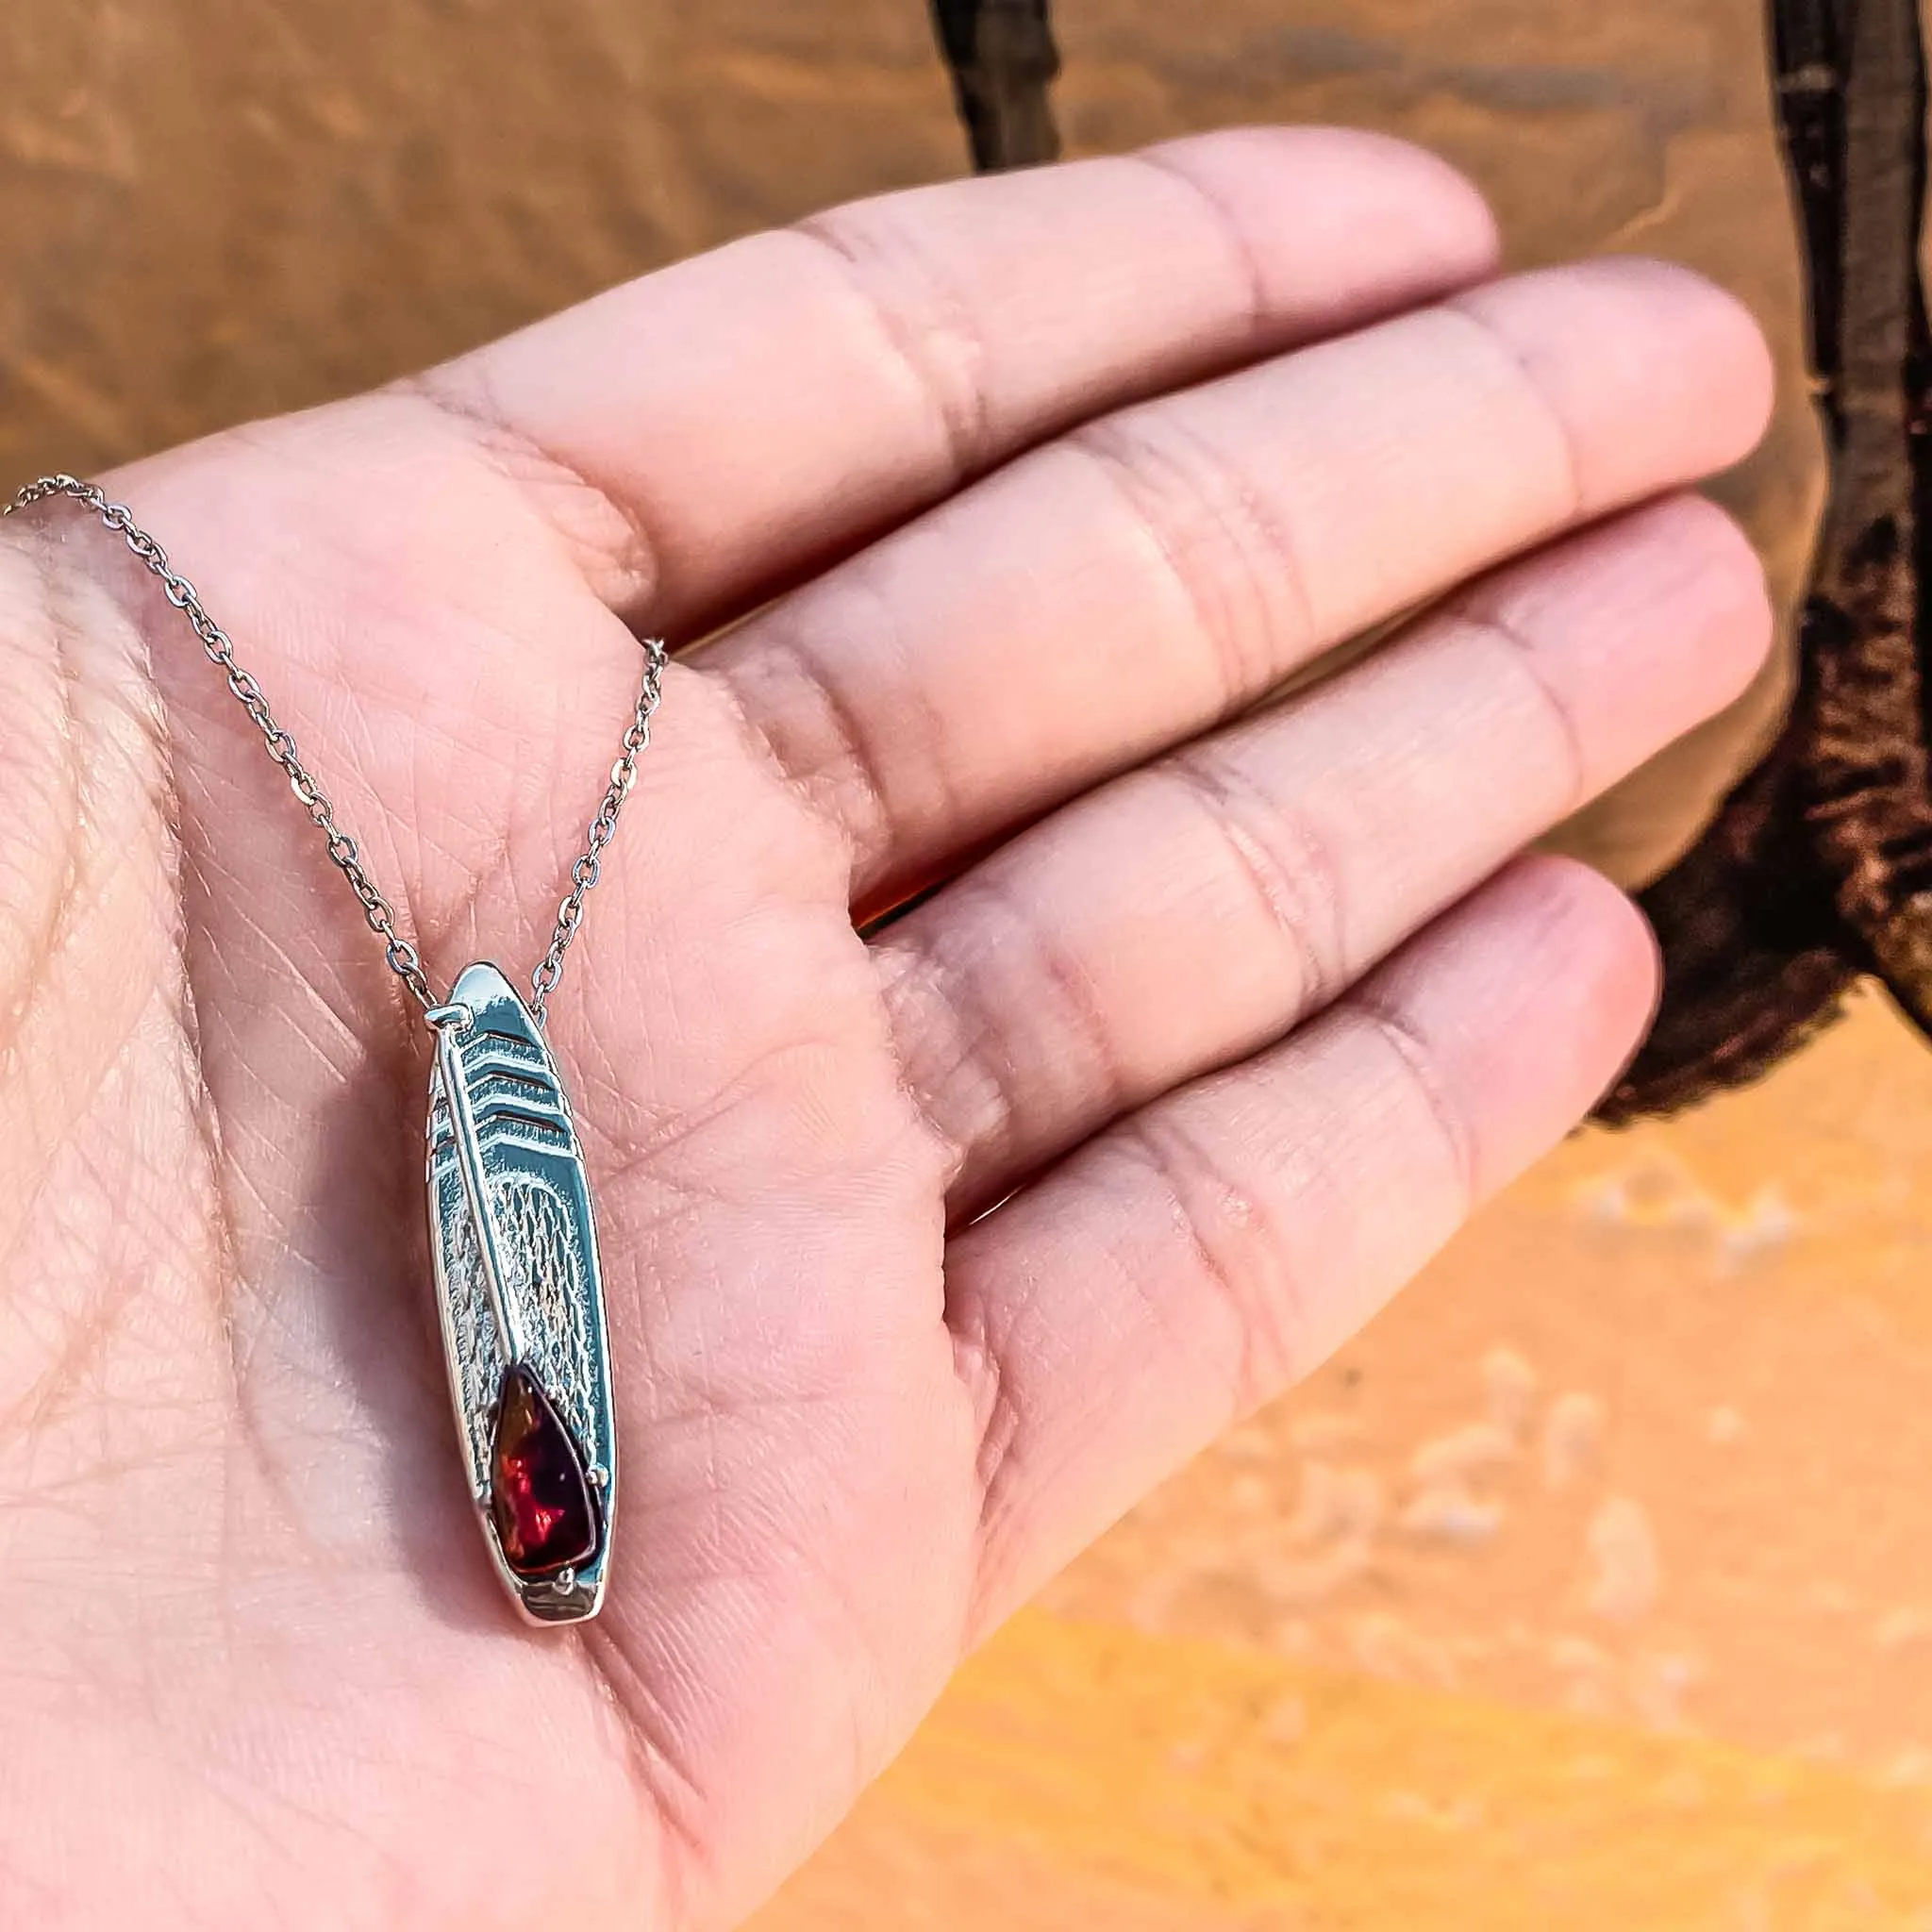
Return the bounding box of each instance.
[0,128,1773,1929]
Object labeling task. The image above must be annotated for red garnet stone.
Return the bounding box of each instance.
[489,1364,598,1578]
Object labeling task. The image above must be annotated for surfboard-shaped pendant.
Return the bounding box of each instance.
[425,961,615,1624]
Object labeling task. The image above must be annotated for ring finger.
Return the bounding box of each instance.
[874,491,1771,1216]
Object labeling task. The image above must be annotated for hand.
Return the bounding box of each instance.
[0,129,1770,1930]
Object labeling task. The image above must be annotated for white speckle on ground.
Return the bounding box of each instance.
[1584,1497,1662,1622]
[1410,1421,1516,1486]
[1543,1391,1607,1490]
[1399,1480,1506,1546]
[1481,1345,1540,1437]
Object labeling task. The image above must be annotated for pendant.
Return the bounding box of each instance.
[425,962,616,1624]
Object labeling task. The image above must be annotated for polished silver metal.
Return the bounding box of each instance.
[427,965,617,1625]
[530,642,667,1023]
[7,475,660,1626]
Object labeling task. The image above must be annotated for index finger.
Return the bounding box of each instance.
[410,127,1499,631]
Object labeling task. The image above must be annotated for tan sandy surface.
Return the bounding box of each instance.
[8,5,1924,1925]
[758,990,1932,1928]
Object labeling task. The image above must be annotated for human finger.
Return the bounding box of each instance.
[874,494,1768,1215]
[409,126,1500,629]
[941,854,1657,1635]
[706,258,1772,909]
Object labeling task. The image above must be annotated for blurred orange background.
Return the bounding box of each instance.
[9,4,1932,1924]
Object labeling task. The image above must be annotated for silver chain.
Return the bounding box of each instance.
[527,644,666,1018]
[4,474,667,1024]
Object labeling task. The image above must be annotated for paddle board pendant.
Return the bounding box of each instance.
[426,962,616,1624]
[8,479,669,1632]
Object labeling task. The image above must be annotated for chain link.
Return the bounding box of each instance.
[5,474,668,1024]
[527,641,666,1020]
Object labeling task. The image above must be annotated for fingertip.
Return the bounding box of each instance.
[1512,843,1658,966]
[1455,257,1777,505]
[1505,850,1663,1084]
[1447,490,1775,803]
[1371,854,1661,1196]
[1653,491,1777,701]
[1313,127,1505,274]
[1144,125,1502,327]
[1602,255,1777,450]
[1590,491,1776,714]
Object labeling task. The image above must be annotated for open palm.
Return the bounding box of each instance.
[0,130,1771,1930]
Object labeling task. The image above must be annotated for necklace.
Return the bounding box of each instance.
[6,474,664,1627]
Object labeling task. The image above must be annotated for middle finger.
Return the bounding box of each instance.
[703,258,1771,913]
[874,493,1771,1216]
